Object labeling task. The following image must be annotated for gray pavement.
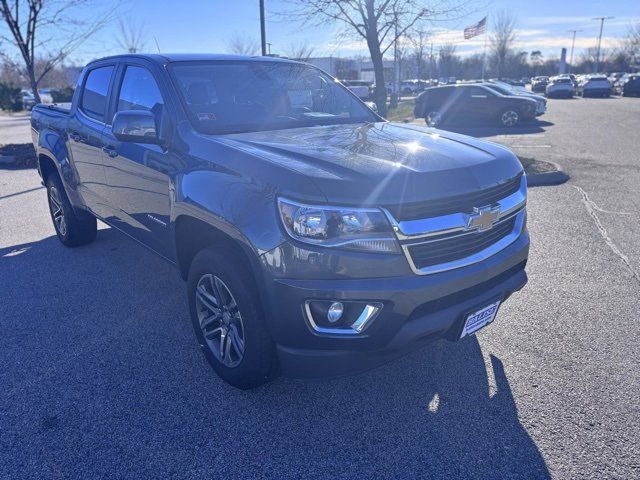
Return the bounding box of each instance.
[0,112,31,146]
[1,98,639,479]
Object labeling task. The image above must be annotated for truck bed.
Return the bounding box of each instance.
[30,103,72,149]
[37,102,72,114]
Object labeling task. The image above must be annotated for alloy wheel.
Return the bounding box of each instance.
[195,274,245,368]
[48,186,67,236]
[501,110,519,127]
[426,111,441,127]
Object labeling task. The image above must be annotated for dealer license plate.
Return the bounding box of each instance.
[460,300,501,339]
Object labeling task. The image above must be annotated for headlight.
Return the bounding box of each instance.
[277,198,400,253]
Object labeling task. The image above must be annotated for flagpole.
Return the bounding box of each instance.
[481,15,489,80]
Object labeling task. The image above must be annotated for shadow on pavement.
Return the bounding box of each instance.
[445,120,553,138]
[0,229,550,479]
[0,143,37,170]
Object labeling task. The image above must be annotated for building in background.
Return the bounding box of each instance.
[359,60,395,83]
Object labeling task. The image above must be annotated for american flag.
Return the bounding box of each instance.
[464,17,487,39]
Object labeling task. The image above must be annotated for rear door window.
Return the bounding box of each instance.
[80,66,114,122]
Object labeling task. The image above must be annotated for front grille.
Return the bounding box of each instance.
[385,174,522,221]
[407,216,517,270]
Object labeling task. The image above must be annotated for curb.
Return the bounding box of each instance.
[525,161,569,187]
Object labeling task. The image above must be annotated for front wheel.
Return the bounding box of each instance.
[46,175,97,247]
[500,109,520,127]
[187,248,277,389]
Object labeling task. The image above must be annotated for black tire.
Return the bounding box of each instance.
[187,248,277,389]
[45,174,97,247]
[425,111,442,127]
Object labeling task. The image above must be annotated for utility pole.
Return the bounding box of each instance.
[259,0,267,56]
[593,16,614,73]
[567,29,582,73]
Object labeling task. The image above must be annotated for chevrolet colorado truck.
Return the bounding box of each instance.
[31,54,529,389]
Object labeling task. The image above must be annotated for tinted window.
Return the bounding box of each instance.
[117,66,164,121]
[80,66,114,122]
[485,84,512,96]
[169,61,377,134]
[429,88,451,102]
[466,86,491,97]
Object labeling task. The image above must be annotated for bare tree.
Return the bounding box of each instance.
[0,0,113,103]
[489,10,517,78]
[437,43,459,78]
[529,50,542,75]
[227,33,260,56]
[286,42,314,62]
[281,1,468,116]
[408,25,430,79]
[621,22,639,67]
[116,18,146,54]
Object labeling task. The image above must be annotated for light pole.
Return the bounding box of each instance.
[593,16,614,73]
[567,29,582,73]
[259,0,267,56]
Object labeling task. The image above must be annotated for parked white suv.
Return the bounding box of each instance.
[546,77,574,98]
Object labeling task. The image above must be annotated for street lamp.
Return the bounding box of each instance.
[593,17,614,73]
[567,29,582,73]
[260,0,267,56]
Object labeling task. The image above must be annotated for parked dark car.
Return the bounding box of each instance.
[614,74,640,96]
[531,76,549,93]
[31,54,528,389]
[482,82,547,115]
[414,84,538,127]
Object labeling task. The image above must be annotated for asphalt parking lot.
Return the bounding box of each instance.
[1,97,639,479]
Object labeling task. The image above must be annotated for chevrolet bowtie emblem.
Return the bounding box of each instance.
[466,206,501,232]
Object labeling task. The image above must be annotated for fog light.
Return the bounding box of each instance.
[327,302,344,323]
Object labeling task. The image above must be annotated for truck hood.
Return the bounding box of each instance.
[217,122,523,206]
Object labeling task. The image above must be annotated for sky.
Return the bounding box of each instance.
[2,0,639,64]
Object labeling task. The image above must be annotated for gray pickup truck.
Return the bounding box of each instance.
[31,54,529,389]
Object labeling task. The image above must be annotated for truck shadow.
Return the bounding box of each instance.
[0,229,550,479]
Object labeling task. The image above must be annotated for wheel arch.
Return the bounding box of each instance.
[174,214,262,283]
[37,152,60,183]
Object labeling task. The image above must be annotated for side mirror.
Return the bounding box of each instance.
[112,110,159,144]
[364,101,378,112]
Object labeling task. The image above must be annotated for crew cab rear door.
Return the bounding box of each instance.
[101,60,177,258]
[67,62,115,217]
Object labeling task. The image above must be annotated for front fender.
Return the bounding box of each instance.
[171,168,286,257]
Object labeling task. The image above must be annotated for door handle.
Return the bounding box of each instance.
[69,132,81,142]
[102,146,119,158]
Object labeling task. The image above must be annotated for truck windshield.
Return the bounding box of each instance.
[169,61,378,134]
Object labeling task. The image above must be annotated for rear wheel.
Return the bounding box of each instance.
[187,248,277,389]
[500,109,519,127]
[425,111,442,127]
[46,174,96,247]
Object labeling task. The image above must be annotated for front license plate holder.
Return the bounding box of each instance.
[459,300,501,339]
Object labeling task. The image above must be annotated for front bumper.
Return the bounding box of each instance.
[262,228,529,379]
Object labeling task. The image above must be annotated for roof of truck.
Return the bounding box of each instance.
[87,53,298,65]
